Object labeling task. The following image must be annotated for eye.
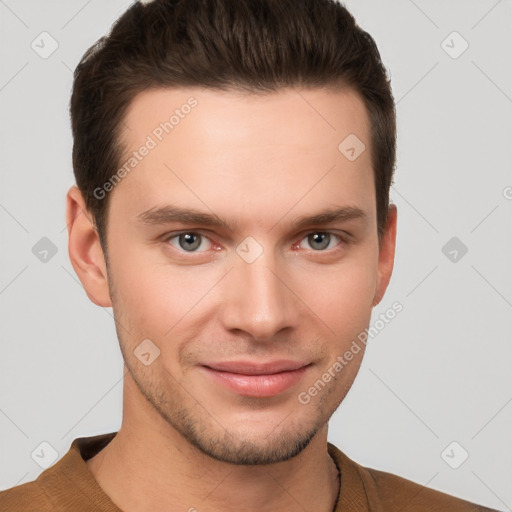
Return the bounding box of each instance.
[167,232,213,252]
[298,232,344,251]
[164,230,347,256]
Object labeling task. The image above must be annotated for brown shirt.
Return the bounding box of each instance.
[0,432,498,511]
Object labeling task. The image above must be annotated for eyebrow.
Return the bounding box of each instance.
[136,204,367,232]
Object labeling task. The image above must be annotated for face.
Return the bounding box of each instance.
[70,86,396,465]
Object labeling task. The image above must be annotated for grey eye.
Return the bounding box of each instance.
[179,233,201,251]
[169,232,210,252]
[307,232,333,251]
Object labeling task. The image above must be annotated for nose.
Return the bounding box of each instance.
[219,248,301,342]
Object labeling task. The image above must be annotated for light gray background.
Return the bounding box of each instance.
[0,0,511,510]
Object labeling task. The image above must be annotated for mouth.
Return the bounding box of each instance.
[200,360,311,398]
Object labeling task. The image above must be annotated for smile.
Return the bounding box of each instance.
[200,360,311,398]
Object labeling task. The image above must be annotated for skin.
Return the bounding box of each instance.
[66,86,397,512]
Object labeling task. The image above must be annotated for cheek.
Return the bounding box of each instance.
[294,254,377,333]
[110,248,219,340]
[108,235,378,347]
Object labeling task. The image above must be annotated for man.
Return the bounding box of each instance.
[0,0,498,510]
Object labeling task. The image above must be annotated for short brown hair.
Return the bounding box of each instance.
[70,0,396,251]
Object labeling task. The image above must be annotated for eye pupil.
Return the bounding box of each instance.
[172,232,338,254]
[179,233,201,251]
[308,232,330,250]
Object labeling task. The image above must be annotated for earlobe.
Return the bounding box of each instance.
[372,204,397,307]
[66,185,112,307]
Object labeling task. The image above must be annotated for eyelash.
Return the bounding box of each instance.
[164,230,349,256]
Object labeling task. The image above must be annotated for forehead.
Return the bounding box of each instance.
[112,86,374,227]
[121,86,370,152]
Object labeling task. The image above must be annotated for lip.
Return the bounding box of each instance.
[200,360,311,398]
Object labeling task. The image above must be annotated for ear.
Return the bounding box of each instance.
[373,204,397,307]
[66,185,112,307]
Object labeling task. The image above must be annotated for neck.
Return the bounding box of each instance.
[86,373,340,512]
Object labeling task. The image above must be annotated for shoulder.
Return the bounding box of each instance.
[328,443,498,512]
[0,432,118,512]
[0,480,53,511]
[359,465,496,511]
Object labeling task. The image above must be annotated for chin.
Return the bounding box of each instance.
[130,362,332,465]
[184,424,322,465]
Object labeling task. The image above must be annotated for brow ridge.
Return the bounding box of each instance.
[137,204,367,232]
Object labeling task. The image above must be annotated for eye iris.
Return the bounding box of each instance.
[179,233,201,251]
[308,232,330,250]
